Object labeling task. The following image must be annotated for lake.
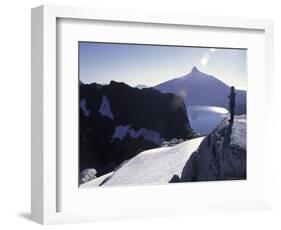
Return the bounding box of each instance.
[187,105,229,135]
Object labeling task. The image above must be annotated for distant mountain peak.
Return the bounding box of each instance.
[154,66,246,114]
[191,66,200,73]
[135,84,149,89]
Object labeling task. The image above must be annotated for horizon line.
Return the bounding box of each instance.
[80,66,247,91]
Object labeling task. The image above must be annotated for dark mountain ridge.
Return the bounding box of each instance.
[80,81,196,176]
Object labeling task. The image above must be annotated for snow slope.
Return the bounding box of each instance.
[102,137,204,186]
[80,172,114,187]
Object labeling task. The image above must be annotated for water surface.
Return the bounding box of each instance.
[187,105,229,135]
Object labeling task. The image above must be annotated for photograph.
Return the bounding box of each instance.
[78,42,247,187]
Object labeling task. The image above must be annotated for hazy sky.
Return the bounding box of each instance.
[79,42,247,89]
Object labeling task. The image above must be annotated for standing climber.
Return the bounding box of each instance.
[228,86,236,123]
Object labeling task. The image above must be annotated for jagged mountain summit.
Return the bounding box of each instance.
[154,66,246,115]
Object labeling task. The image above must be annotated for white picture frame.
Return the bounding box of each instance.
[31,5,274,225]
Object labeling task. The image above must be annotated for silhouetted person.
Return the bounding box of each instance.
[228,86,236,123]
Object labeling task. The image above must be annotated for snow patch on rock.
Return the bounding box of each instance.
[112,125,165,145]
[112,125,131,140]
[99,95,114,119]
[80,99,90,117]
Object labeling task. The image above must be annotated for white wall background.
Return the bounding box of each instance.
[0,0,280,229]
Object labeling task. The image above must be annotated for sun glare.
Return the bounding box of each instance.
[200,53,210,66]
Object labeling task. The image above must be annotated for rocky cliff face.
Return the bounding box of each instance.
[179,116,246,182]
[80,81,195,176]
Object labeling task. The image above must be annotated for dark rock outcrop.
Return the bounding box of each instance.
[80,81,195,176]
[180,116,246,182]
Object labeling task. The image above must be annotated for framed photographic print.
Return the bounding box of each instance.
[78,42,247,187]
[31,5,274,224]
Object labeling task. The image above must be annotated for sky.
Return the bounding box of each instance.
[79,42,247,89]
